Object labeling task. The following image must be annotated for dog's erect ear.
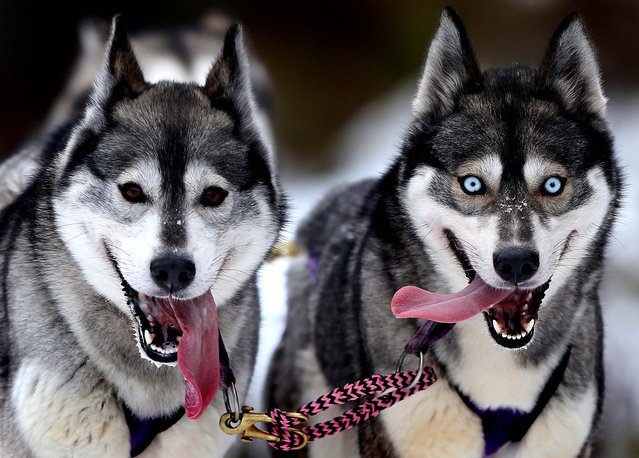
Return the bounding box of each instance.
[204,24,255,125]
[90,15,147,109]
[413,7,482,119]
[55,16,147,180]
[539,13,606,116]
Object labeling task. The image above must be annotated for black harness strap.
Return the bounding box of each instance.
[124,403,185,457]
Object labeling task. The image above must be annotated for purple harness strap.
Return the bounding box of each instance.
[124,332,235,457]
[404,320,455,356]
[401,321,572,456]
[454,345,572,456]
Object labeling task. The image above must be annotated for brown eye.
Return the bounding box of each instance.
[119,182,146,203]
[200,186,228,207]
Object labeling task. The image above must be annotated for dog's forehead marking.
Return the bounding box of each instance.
[457,154,503,188]
[523,156,567,185]
[184,161,232,192]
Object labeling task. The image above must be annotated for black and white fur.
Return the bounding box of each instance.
[0,17,284,457]
[268,9,621,457]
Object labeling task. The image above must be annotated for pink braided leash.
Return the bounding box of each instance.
[266,367,437,451]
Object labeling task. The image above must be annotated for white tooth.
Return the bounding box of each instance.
[176,335,182,342]
[492,320,503,334]
[147,315,154,323]
[524,319,535,333]
[526,293,533,301]
[144,330,154,344]
[516,334,522,340]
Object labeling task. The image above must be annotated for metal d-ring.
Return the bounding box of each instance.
[223,383,242,427]
[395,351,425,391]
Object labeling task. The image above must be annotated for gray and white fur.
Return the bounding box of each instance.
[268,8,621,457]
[0,12,273,211]
[0,16,284,457]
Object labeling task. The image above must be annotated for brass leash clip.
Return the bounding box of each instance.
[219,405,309,449]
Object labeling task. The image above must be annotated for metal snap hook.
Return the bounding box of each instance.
[223,383,242,427]
[395,351,425,391]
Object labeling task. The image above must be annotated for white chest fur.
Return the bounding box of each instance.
[139,406,235,457]
[440,314,562,411]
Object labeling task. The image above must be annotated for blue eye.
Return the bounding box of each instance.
[541,176,565,196]
[459,175,486,195]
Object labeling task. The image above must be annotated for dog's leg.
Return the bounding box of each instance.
[11,358,129,457]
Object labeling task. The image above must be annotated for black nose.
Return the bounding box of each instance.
[150,256,196,292]
[493,247,539,284]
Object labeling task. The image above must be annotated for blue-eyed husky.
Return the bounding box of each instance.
[269,8,621,457]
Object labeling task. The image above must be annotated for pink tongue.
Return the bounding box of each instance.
[391,277,514,323]
[163,292,219,420]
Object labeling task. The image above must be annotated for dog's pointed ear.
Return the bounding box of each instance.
[413,7,482,119]
[204,24,255,123]
[539,13,606,116]
[91,15,147,108]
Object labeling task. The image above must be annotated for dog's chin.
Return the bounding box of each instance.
[443,229,551,350]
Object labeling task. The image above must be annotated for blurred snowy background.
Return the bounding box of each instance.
[0,1,637,456]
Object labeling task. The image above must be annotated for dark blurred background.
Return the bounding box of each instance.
[0,0,638,164]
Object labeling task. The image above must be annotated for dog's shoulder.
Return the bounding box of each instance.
[297,179,378,254]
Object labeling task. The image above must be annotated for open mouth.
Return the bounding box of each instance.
[105,244,221,419]
[105,247,184,364]
[127,290,182,364]
[444,229,550,349]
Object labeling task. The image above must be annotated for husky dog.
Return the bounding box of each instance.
[0,12,273,211]
[0,16,284,457]
[269,8,621,457]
